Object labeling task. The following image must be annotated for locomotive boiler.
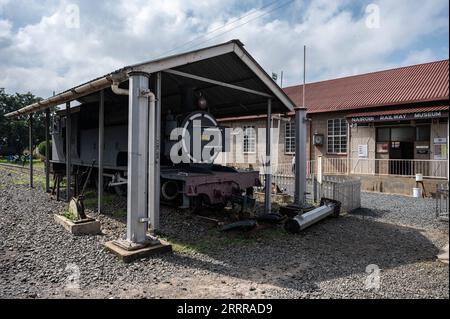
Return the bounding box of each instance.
[51,86,260,212]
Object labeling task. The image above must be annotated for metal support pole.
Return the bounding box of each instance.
[294,108,307,206]
[148,72,161,232]
[29,114,33,188]
[155,73,161,231]
[45,109,50,193]
[66,101,71,202]
[98,90,104,214]
[294,45,307,207]
[127,72,150,243]
[264,99,272,214]
[347,122,351,175]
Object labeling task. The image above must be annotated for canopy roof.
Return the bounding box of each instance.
[5,40,295,118]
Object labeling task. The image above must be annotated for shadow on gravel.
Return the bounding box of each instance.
[349,207,389,218]
[160,215,441,293]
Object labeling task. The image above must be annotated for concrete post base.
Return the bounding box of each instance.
[104,238,172,263]
[54,214,101,236]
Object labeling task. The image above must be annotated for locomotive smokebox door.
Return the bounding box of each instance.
[181,111,224,164]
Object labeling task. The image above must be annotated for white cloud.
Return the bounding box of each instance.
[0,18,11,39]
[0,0,448,97]
[402,49,439,66]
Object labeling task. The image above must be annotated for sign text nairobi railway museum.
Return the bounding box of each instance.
[350,111,448,123]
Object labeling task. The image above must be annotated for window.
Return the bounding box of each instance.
[285,122,295,154]
[243,126,256,153]
[391,127,414,142]
[376,128,390,142]
[416,126,430,141]
[327,118,347,154]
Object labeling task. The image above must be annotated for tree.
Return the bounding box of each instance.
[0,88,48,154]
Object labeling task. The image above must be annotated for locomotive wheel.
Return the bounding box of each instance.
[161,181,178,201]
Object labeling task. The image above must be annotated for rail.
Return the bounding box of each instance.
[0,162,46,175]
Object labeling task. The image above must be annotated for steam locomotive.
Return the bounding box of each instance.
[51,86,260,212]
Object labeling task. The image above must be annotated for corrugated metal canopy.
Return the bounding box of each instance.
[5,40,295,118]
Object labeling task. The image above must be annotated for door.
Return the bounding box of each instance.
[389,127,415,175]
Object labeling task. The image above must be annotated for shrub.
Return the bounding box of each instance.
[37,140,52,158]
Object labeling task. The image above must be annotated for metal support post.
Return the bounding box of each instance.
[294,108,307,206]
[264,98,272,214]
[65,101,71,202]
[126,72,150,244]
[98,90,104,214]
[148,72,161,232]
[29,114,33,188]
[45,109,50,192]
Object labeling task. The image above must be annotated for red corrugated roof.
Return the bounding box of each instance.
[283,60,449,114]
[346,105,449,117]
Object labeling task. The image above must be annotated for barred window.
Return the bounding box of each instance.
[285,122,295,154]
[327,119,347,154]
[243,126,256,153]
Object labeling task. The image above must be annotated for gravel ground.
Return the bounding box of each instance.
[352,192,448,231]
[0,167,448,299]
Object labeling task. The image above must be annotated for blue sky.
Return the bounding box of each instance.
[0,0,448,98]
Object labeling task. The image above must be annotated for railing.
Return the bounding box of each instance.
[258,170,361,212]
[315,157,448,179]
[436,182,449,221]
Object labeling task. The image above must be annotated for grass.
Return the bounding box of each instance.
[0,165,53,190]
[0,157,44,170]
[62,209,77,221]
[163,224,290,255]
[83,191,116,207]
[111,209,127,218]
[81,189,126,218]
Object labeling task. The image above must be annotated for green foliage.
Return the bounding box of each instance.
[0,88,48,153]
[63,209,77,221]
[37,140,52,157]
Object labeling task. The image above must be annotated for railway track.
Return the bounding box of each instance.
[0,162,46,175]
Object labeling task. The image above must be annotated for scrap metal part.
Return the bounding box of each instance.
[221,220,258,232]
[284,198,341,234]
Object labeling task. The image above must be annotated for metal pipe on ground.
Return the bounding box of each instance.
[284,200,340,233]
